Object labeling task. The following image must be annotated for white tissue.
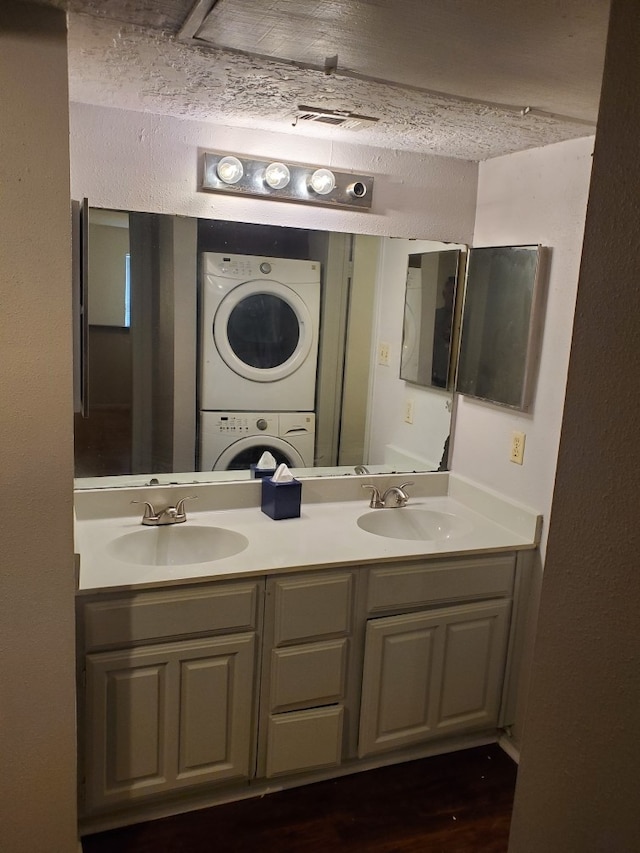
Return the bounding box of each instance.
[271,463,294,482]
[256,451,277,470]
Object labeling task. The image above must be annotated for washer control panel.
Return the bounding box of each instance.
[217,257,255,277]
[212,413,278,435]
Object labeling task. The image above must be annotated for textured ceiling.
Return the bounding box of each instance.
[48,0,610,160]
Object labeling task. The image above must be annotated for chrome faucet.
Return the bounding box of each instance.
[362,481,414,509]
[354,465,370,475]
[382,482,414,507]
[131,496,197,526]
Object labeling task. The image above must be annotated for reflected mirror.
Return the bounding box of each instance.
[74,209,464,485]
[456,245,544,410]
[400,250,461,389]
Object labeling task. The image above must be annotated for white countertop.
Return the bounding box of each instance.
[75,474,542,594]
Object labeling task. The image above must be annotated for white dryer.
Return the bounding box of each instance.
[199,411,315,472]
[200,253,321,412]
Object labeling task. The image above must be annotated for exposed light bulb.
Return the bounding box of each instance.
[216,155,244,185]
[264,162,291,189]
[309,168,336,195]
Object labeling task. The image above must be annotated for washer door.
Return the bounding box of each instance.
[213,435,305,471]
[213,280,314,382]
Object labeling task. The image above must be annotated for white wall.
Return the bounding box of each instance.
[451,136,594,555]
[510,1,640,848]
[0,4,77,851]
[70,103,478,245]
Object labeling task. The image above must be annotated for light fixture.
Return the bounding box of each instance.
[309,168,336,195]
[201,152,373,209]
[264,162,291,189]
[347,181,367,199]
[216,155,244,185]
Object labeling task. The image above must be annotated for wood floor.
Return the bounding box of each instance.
[82,745,517,853]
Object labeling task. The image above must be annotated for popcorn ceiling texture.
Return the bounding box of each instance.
[67,12,598,161]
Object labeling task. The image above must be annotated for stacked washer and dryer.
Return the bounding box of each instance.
[198,252,320,473]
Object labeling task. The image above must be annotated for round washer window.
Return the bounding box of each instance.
[213,280,314,383]
[227,293,300,369]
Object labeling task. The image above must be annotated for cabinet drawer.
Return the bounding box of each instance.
[83,581,260,650]
[367,554,515,614]
[271,572,353,646]
[266,706,344,778]
[270,639,348,712]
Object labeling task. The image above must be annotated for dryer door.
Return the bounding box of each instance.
[212,435,305,471]
[213,281,314,382]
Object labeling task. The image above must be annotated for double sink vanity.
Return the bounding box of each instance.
[74,472,541,833]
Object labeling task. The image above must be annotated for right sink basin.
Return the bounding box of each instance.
[357,508,473,542]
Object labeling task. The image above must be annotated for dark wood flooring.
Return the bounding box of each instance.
[82,745,517,853]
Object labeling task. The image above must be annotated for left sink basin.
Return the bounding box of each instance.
[106,525,249,566]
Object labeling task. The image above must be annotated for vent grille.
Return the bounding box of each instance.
[296,105,379,131]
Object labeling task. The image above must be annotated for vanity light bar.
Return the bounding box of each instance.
[200,151,374,210]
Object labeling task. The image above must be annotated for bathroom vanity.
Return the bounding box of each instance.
[74,473,540,833]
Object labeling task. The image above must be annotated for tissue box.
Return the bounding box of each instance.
[250,464,276,479]
[261,477,302,520]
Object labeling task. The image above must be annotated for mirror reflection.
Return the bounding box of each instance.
[400,250,461,389]
[74,209,464,485]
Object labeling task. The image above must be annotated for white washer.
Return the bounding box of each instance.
[200,253,321,412]
[199,411,315,472]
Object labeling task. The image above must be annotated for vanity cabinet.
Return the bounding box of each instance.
[358,554,515,758]
[78,581,262,816]
[77,550,522,829]
[257,569,359,778]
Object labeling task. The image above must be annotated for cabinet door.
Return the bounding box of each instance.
[83,633,256,813]
[358,601,510,757]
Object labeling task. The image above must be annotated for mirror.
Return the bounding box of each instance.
[400,250,461,389]
[74,208,464,486]
[456,245,544,410]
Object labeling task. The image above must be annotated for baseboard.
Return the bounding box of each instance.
[498,732,520,764]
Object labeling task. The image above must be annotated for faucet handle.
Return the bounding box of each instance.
[362,484,384,509]
[175,495,198,516]
[394,482,414,505]
[131,500,159,520]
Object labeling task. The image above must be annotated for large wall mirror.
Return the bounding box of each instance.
[74,208,465,487]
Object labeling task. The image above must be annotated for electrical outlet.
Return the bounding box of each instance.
[404,400,414,424]
[510,431,526,465]
[378,342,390,366]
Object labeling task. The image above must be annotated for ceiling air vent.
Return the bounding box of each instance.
[295,105,379,131]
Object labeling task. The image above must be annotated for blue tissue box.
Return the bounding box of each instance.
[250,464,276,479]
[261,477,302,520]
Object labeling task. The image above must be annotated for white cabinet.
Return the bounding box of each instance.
[358,600,511,757]
[84,633,255,812]
[358,553,515,758]
[77,550,522,827]
[78,580,261,817]
[257,569,359,778]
